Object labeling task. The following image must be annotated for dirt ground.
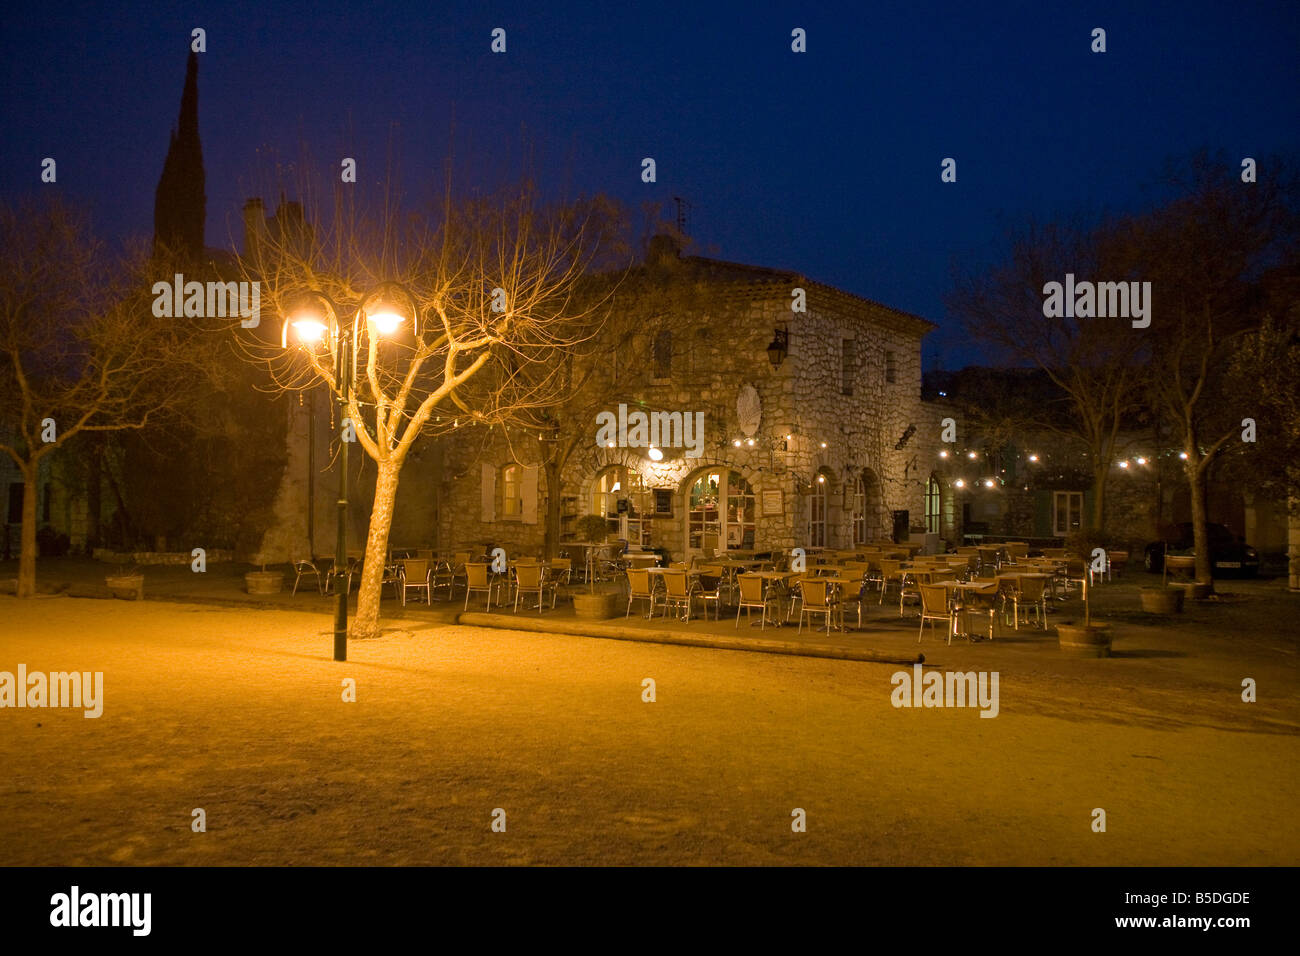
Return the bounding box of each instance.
[1,580,1297,865]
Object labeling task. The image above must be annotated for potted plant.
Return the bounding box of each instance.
[244,535,292,595]
[1056,574,1112,657]
[571,514,621,619]
[105,564,145,600]
[1141,542,1186,613]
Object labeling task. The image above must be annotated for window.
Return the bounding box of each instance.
[809,473,829,547]
[687,470,755,553]
[925,475,941,534]
[885,351,897,384]
[499,464,523,518]
[592,466,648,538]
[1053,491,1083,536]
[841,339,855,395]
[652,329,672,380]
[851,469,883,544]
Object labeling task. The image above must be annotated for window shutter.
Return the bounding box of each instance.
[481,464,496,522]
[521,465,539,525]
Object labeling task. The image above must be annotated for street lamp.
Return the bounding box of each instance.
[281,281,418,662]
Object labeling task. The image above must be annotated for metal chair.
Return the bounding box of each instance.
[1009,575,1048,629]
[918,583,956,645]
[797,578,839,634]
[291,558,324,596]
[399,558,431,606]
[660,569,695,621]
[463,562,504,610]
[513,562,556,613]
[693,572,724,621]
[736,573,779,629]
[625,568,660,618]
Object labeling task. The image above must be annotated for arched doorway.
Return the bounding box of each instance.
[925,473,942,535]
[684,469,756,557]
[852,468,884,544]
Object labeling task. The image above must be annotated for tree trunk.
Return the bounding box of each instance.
[17,463,38,598]
[1186,451,1215,590]
[351,459,401,640]
[1090,462,1108,532]
[543,458,562,560]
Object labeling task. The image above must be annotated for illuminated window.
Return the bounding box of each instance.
[925,475,941,534]
[1053,491,1083,536]
[499,463,522,518]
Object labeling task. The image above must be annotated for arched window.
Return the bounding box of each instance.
[851,468,884,544]
[499,463,523,518]
[925,474,941,534]
[852,479,865,544]
[809,471,830,547]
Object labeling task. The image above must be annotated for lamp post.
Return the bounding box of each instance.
[282,282,416,661]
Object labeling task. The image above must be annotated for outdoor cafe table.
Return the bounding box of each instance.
[942,581,1000,639]
[624,552,661,568]
[810,574,864,632]
[740,570,802,626]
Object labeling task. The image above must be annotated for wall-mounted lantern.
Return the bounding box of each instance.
[766,326,789,368]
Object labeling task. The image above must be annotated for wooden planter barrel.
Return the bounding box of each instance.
[1057,622,1112,657]
[573,592,619,620]
[1140,586,1184,614]
[244,571,284,595]
[105,574,144,600]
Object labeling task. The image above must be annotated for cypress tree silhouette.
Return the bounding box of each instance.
[153,51,206,262]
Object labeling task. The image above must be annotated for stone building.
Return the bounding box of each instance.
[432,239,954,560]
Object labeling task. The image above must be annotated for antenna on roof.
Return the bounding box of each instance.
[672,196,691,237]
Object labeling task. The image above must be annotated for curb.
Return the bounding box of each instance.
[457,611,924,664]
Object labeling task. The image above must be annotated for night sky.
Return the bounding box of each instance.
[2,0,1296,367]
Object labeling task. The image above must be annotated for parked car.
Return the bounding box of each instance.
[1143,522,1259,577]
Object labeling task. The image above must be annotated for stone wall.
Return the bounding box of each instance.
[434,270,942,560]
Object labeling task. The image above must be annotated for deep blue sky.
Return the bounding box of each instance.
[3,0,1297,368]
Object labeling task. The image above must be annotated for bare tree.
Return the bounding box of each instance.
[240,179,620,640]
[1119,154,1297,587]
[950,217,1149,532]
[0,196,196,596]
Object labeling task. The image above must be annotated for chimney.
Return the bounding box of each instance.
[242,197,266,257]
[647,232,680,268]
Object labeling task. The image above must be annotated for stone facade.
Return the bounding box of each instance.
[431,252,950,560]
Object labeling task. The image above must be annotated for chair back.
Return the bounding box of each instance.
[670,561,690,570]
[920,583,949,615]
[1019,576,1046,601]
[663,570,690,597]
[401,559,429,581]
[697,573,722,595]
[454,551,471,568]
[515,563,542,588]
[626,568,652,597]
[466,563,489,587]
[737,573,765,603]
[801,579,831,608]
[550,557,572,574]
